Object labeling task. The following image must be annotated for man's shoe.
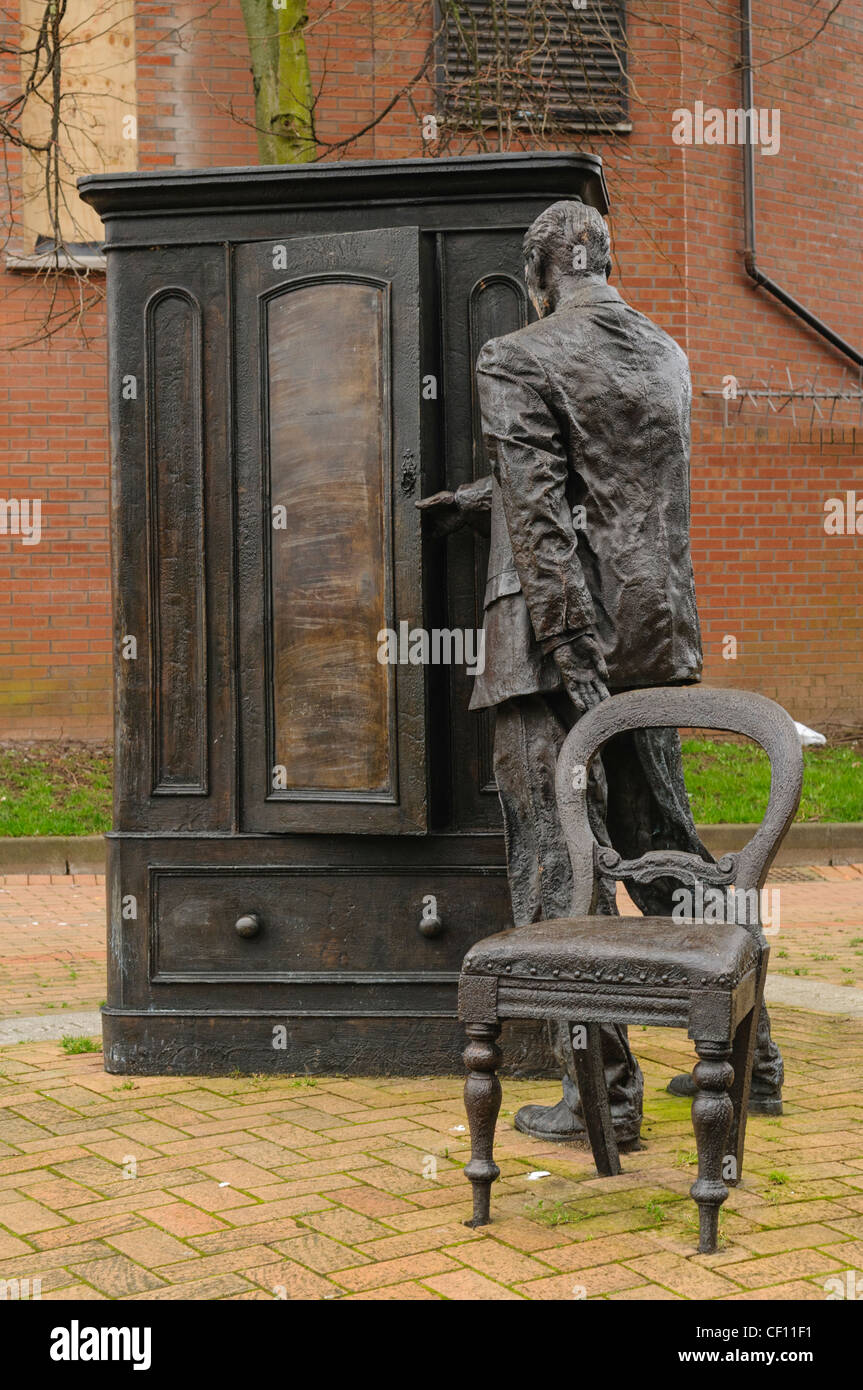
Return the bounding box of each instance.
[747,1091,783,1117]
[514,1097,642,1148]
[666,1073,696,1099]
[666,1072,782,1116]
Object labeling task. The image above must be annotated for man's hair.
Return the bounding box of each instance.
[523,199,611,277]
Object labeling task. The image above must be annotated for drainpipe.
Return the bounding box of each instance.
[739,0,863,367]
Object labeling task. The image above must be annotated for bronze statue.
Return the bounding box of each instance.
[420,198,783,1141]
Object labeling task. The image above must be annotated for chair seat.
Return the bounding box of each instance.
[462,917,759,992]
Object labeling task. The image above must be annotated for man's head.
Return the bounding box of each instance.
[523,199,612,317]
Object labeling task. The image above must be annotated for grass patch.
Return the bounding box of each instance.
[0,743,111,836]
[60,1035,101,1055]
[681,738,863,823]
[0,733,859,836]
[528,1198,585,1228]
[645,1197,667,1226]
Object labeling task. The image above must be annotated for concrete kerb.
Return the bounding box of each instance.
[1,826,862,876]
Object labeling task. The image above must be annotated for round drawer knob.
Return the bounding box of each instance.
[235,912,262,939]
[418,913,444,939]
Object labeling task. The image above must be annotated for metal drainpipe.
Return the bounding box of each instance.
[739,0,863,366]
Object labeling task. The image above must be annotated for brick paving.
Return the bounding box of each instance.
[764,878,863,992]
[0,868,861,1299]
[0,876,104,1019]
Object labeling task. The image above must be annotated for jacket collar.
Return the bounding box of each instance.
[553,279,624,312]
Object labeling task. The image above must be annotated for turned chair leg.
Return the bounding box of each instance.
[462,1021,502,1228]
[690,1039,734,1254]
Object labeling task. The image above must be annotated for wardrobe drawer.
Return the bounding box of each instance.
[150,866,511,980]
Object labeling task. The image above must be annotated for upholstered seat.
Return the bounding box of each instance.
[463,917,758,993]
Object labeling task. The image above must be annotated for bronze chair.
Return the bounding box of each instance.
[458,687,803,1253]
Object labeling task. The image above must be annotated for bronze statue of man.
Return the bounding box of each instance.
[421,199,784,1140]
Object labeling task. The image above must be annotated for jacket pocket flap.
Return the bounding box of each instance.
[483,570,522,608]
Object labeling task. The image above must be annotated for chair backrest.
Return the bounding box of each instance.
[555,687,803,928]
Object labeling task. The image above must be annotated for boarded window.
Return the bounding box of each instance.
[18,0,137,248]
[436,0,629,131]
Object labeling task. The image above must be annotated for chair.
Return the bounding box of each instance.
[458,687,803,1253]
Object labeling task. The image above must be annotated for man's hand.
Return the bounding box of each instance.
[553,632,610,716]
[415,490,464,537]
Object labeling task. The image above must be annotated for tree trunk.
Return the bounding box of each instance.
[239,0,315,164]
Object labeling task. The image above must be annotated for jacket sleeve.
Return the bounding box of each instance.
[455,475,492,511]
[452,474,491,537]
[476,338,596,642]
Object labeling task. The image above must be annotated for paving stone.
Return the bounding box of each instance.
[534,1232,658,1271]
[273,1232,371,1274]
[622,1252,742,1299]
[125,1273,253,1301]
[107,1227,196,1267]
[0,1230,33,1258]
[0,1198,69,1234]
[321,1185,416,1218]
[165,1181,257,1213]
[40,1282,108,1300]
[815,1240,863,1269]
[449,1237,558,1284]
[331,1250,459,1293]
[245,1259,343,1300]
[69,1254,167,1297]
[733,1222,850,1255]
[721,1280,829,1301]
[301,1208,396,1244]
[228,1197,335,1225]
[146,1203,227,1237]
[344,1280,441,1300]
[354,1224,481,1262]
[27,1213,147,1250]
[189,1220,304,1253]
[607,1283,682,1299]
[420,1268,525,1300]
[153,1246,282,1284]
[516,1263,648,1299]
[717,1248,847,1288]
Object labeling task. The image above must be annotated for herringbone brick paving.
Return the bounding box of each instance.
[0,870,862,1299]
[0,877,104,1018]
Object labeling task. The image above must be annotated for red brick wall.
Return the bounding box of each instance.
[692,426,862,729]
[0,0,859,739]
[0,2,258,740]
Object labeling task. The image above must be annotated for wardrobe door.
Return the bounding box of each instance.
[234,227,430,834]
[439,230,534,830]
[109,245,232,832]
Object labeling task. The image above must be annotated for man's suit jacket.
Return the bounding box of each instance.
[468,278,703,712]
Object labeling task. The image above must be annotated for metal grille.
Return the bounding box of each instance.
[437,1,629,130]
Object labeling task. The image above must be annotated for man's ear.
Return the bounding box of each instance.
[605,259,612,280]
[525,246,544,288]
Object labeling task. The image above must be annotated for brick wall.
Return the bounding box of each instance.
[0,2,258,740]
[0,0,859,740]
[693,426,862,729]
